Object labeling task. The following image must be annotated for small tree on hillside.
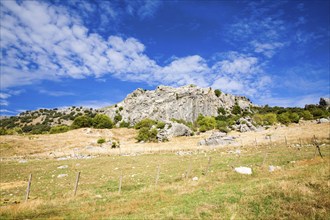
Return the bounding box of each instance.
[92,114,113,129]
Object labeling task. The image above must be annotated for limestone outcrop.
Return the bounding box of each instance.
[104,85,254,124]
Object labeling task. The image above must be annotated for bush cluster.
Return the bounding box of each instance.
[134,118,159,142]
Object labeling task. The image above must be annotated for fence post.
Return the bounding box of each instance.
[73,172,81,196]
[204,157,212,175]
[285,136,288,147]
[155,165,161,186]
[313,135,323,158]
[255,138,258,147]
[185,157,192,179]
[25,174,32,202]
[118,173,123,194]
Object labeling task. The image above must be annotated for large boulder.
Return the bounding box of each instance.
[157,122,192,142]
[198,131,236,146]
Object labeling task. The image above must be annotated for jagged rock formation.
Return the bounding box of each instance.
[319,98,330,109]
[104,85,254,124]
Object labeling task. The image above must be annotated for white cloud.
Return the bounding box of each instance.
[0,100,9,106]
[0,1,271,100]
[251,41,284,58]
[39,90,75,97]
[0,93,11,99]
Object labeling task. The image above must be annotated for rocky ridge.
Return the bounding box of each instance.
[104,85,254,125]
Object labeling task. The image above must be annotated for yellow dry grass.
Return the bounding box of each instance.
[0,121,329,158]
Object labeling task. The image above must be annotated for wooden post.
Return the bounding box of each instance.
[255,138,258,147]
[313,135,323,158]
[269,136,272,147]
[73,172,81,196]
[285,136,288,147]
[261,152,268,166]
[299,138,302,148]
[204,156,212,175]
[185,158,192,179]
[118,174,123,194]
[25,174,32,202]
[155,165,161,186]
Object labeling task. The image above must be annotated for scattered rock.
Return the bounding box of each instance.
[95,195,102,199]
[57,174,68,178]
[269,165,281,172]
[57,165,68,169]
[192,176,199,181]
[198,131,236,146]
[234,167,252,175]
[317,118,329,123]
[176,151,193,156]
[18,159,28,163]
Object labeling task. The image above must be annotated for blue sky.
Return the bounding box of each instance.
[0,0,329,115]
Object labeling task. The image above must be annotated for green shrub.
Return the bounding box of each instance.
[289,112,300,123]
[50,125,70,134]
[197,114,216,131]
[97,138,106,144]
[92,114,113,129]
[119,106,123,111]
[136,127,158,142]
[71,116,92,129]
[217,107,226,115]
[253,114,264,125]
[263,113,277,125]
[111,141,120,148]
[277,112,291,125]
[214,89,222,97]
[134,118,157,129]
[232,104,242,115]
[114,114,122,124]
[156,121,166,129]
[299,110,313,120]
[119,121,130,128]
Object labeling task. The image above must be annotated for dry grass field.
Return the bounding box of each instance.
[0,121,329,219]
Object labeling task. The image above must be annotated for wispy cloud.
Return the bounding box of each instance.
[39,89,75,97]
[0,1,271,100]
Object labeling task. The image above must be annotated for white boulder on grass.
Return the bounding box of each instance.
[234,166,252,175]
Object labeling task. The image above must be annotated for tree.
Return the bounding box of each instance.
[214,89,222,97]
[71,115,92,129]
[92,114,113,129]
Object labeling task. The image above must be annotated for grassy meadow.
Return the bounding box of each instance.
[0,138,329,219]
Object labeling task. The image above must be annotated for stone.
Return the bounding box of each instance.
[18,159,28,163]
[157,122,192,142]
[57,165,68,169]
[103,85,254,124]
[192,177,199,181]
[234,167,252,175]
[57,174,68,178]
[269,165,281,172]
[318,118,329,123]
[198,131,236,146]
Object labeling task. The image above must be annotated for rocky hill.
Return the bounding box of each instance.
[103,85,254,124]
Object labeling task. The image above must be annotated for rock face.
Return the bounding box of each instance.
[231,117,258,132]
[319,98,330,109]
[104,85,254,124]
